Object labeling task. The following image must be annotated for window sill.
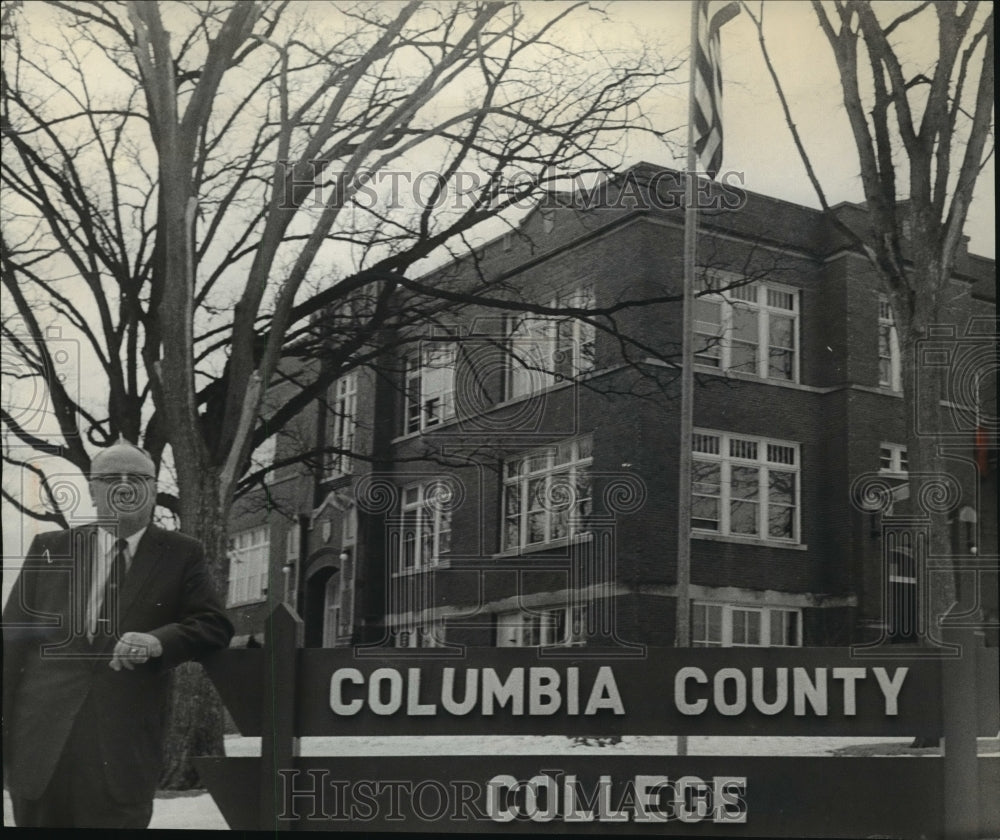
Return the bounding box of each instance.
[692,364,802,389]
[226,597,268,608]
[692,532,808,551]
[492,532,594,559]
[321,471,353,487]
[392,417,461,443]
[494,375,585,406]
[392,560,450,577]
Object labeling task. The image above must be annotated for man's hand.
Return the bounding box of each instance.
[110,631,163,671]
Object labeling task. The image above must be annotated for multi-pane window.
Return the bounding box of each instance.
[878,295,902,391]
[283,525,300,605]
[692,430,800,542]
[694,274,798,382]
[227,526,269,606]
[335,553,354,638]
[323,550,356,647]
[879,443,909,475]
[404,341,456,433]
[495,606,585,647]
[323,575,341,647]
[393,620,444,648]
[324,373,357,477]
[503,436,593,550]
[397,482,452,572]
[692,602,802,647]
[507,285,596,398]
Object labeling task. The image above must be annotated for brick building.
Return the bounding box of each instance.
[224,165,997,652]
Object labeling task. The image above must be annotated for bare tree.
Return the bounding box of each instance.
[2,0,679,786]
[747,0,994,638]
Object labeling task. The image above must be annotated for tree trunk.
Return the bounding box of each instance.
[898,254,967,640]
[899,307,960,751]
[159,466,231,789]
[159,661,227,789]
[901,333,957,637]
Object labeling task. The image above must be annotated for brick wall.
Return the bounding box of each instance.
[227,165,996,650]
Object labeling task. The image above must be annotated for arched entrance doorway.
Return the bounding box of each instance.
[303,549,340,648]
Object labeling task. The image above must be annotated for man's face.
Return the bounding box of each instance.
[88,447,157,536]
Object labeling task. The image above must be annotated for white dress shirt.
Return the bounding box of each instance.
[86,526,147,640]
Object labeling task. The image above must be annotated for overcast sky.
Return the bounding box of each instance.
[567,1,993,257]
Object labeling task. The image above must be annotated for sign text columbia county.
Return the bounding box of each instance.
[283,648,940,736]
[328,664,909,718]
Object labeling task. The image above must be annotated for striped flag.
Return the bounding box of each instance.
[693,0,740,179]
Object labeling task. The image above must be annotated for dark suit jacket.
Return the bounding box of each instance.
[2,524,233,803]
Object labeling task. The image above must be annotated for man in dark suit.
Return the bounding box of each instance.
[3,441,234,828]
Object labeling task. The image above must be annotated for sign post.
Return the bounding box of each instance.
[942,626,982,840]
[259,604,303,829]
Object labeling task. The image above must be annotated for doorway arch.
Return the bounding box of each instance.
[303,549,340,647]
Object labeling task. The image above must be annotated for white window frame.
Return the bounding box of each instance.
[692,429,801,543]
[285,524,300,562]
[343,503,357,548]
[692,602,803,647]
[502,436,593,551]
[885,549,918,642]
[693,272,799,383]
[324,373,358,477]
[878,295,902,391]
[283,523,300,606]
[495,606,585,647]
[334,556,354,639]
[338,505,357,636]
[395,482,452,573]
[227,526,270,606]
[507,285,596,398]
[888,549,917,586]
[323,575,341,647]
[879,442,909,475]
[404,341,456,433]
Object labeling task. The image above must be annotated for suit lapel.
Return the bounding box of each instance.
[119,524,162,619]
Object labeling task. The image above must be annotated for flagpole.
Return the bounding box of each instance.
[675,0,701,759]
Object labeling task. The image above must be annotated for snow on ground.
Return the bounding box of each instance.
[8,733,969,830]
[222,733,917,757]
